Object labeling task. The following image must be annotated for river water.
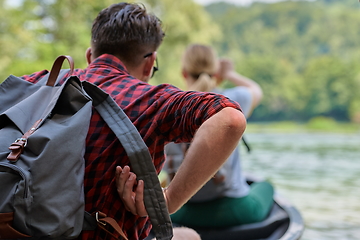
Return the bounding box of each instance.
[241,131,360,240]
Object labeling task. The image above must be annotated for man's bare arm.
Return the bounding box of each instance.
[165,107,246,213]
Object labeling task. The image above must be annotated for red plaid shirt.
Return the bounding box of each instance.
[21,54,241,239]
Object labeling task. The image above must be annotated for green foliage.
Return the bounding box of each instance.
[1,0,360,123]
[246,120,360,134]
[0,0,220,90]
[306,116,338,131]
[305,116,360,133]
[301,56,358,120]
[145,0,222,88]
[0,0,111,80]
[205,0,360,122]
[245,121,306,133]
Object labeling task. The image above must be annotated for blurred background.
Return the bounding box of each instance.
[1,0,359,239]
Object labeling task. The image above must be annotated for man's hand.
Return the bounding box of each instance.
[115,166,148,217]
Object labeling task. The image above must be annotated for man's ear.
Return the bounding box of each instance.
[85,47,92,64]
[143,52,157,79]
[182,68,188,79]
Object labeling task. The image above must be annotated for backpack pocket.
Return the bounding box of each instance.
[0,162,32,238]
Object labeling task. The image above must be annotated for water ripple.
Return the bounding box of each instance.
[242,132,360,240]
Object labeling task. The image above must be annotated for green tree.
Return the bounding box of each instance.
[204,0,360,122]
[144,0,222,88]
[0,0,221,90]
[302,56,359,121]
[3,0,360,122]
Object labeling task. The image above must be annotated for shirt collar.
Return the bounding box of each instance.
[89,54,129,74]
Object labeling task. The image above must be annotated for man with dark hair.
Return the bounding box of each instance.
[89,2,164,82]
[20,2,246,239]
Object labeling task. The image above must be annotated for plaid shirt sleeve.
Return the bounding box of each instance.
[151,85,242,143]
[21,70,49,83]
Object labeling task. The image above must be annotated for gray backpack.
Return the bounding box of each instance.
[0,56,173,240]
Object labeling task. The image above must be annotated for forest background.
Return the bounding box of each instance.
[1,0,360,125]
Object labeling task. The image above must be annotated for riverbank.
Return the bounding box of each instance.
[246,118,360,134]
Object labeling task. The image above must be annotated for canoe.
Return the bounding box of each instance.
[145,173,304,240]
[180,173,304,240]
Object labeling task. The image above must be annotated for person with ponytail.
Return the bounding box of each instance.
[165,43,274,228]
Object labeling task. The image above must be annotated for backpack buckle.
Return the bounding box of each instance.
[7,138,28,162]
[15,138,28,147]
[95,212,107,226]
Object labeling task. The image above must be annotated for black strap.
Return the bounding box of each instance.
[82,212,97,231]
[82,81,173,240]
[242,136,251,153]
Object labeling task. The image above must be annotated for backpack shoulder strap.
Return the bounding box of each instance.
[36,55,74,86]
[82,81,173,240]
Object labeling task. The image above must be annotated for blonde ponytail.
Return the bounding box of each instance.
[188,73,216,92]
[182,44,218,92]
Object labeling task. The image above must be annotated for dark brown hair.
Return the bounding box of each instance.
[91,2,165,67]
